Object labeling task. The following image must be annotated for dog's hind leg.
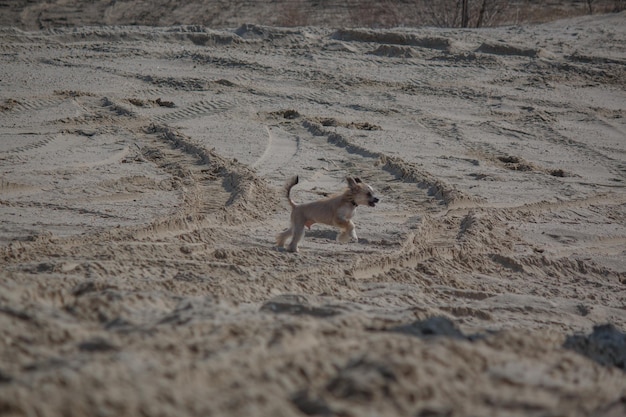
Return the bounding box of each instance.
[276,226,293,248]
[287,223,305,253]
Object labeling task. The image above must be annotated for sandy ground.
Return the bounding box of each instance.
[1,10,626,417]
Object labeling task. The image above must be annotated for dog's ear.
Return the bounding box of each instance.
[346,176,359,189]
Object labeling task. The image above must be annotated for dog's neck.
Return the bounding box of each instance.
[343,194,358,207]
[343,190,358,207]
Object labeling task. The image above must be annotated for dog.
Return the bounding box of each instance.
[276,175,379,252]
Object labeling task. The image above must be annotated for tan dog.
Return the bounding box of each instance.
[276,176,379,252]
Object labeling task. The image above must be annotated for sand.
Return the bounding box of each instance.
[1,9,626,417]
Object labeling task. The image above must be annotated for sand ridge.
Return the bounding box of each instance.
[1,11,626,417]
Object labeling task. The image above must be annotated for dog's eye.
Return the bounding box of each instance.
[367,192,372,197]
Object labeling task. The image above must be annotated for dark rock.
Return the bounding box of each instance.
[564,324,626,371]
[390,316,469,340]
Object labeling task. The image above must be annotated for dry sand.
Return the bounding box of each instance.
[1,9,626,417]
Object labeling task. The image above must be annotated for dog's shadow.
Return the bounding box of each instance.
[305,229,337,240]
[306,229,377,243]
[305,229,374,245]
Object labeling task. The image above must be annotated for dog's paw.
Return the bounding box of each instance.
[337,233,357,243]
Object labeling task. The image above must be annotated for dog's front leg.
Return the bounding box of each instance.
[337,220,358,243]
[350,222,358,241]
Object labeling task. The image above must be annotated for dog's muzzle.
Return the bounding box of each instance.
[369,197,380,207]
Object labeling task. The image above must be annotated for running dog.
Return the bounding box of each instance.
[276,176,379,252]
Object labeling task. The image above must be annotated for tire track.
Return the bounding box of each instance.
[142,123,280,224]
[151,99,235,123]
[251,125,300,176]
[281,113,626,291]
[0,133,57,155]
[263,110,450,265]
[480,117,626,181]
[0,199,127,220]
[1,97,66,113]
[300,117,477,207]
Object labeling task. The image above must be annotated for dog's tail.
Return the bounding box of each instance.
[285,175,299,208]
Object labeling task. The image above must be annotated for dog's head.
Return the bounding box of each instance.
[347,176,380,207]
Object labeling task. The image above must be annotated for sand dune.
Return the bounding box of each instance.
[1,10,626,417]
